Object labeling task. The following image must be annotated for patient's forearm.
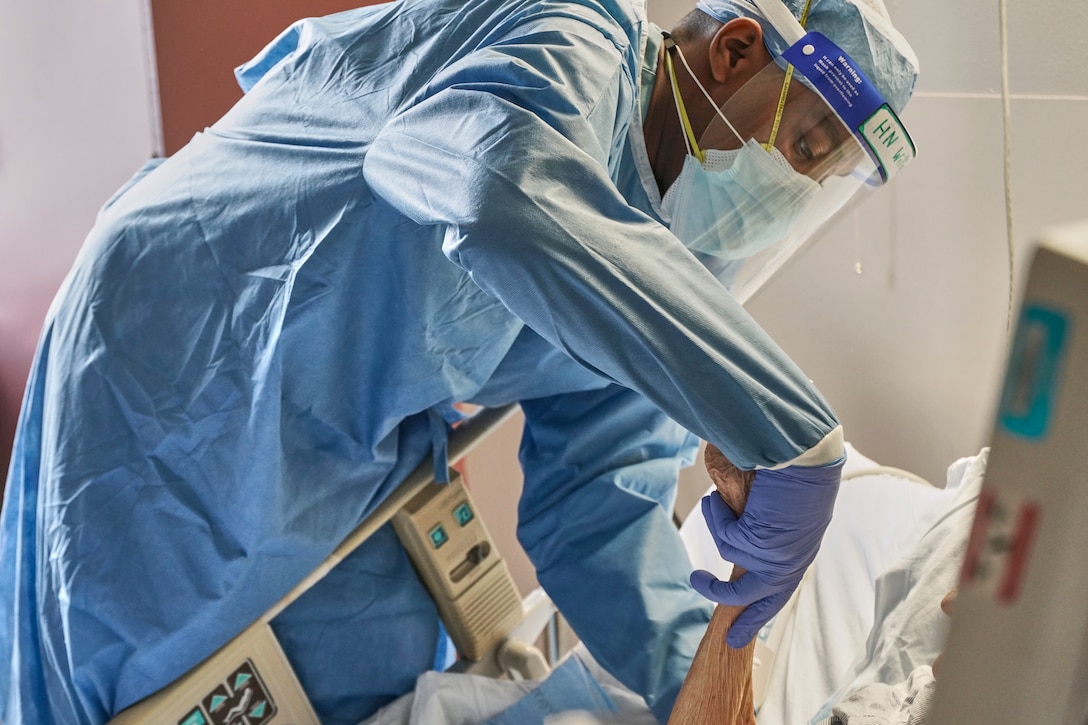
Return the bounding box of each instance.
[668,446,757,725]
[669,601,756,724]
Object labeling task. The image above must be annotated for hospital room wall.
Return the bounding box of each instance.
[0,1,158,490]
[0,0,376,492]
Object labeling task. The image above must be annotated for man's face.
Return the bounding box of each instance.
[698,63,863,182]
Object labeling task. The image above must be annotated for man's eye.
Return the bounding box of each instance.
[798,135,814,161]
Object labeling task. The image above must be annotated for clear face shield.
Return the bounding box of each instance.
[661,1,915,303]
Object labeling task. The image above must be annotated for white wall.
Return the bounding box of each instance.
[0,0,156,477]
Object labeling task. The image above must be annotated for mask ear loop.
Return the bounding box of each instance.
[668,38,746,153]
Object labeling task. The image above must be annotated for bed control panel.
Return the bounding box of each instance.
[107,622,319,725]
[393,470,523,661]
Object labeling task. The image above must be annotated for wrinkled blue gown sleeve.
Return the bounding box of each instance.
[362,8,839,472]
[516,384,710,722]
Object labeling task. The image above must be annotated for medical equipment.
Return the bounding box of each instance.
[107,404,547,725]
[929,221,1088,724]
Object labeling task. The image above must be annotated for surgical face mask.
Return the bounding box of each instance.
[662,138,818,260]
[660,35,820,261]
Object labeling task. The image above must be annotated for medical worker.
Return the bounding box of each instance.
[0,0,917,722]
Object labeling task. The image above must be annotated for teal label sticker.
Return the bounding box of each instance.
[999,304,1070,440]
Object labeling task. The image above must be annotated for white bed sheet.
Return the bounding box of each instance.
[359,648,656,725]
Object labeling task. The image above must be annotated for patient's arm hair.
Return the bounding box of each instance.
[668,445,757,725]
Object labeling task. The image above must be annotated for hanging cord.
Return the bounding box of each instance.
[665,33,746,159]
[999,0,1016,345]
[853,207,863,275]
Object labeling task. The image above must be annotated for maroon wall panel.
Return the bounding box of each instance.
[152,0,385,156]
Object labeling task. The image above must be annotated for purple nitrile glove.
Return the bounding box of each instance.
[691,457,844,648]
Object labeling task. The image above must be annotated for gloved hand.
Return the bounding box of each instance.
[690,457,845,648]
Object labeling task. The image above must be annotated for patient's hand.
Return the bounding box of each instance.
[668,445,757,725]
[932,588,957,679]
[703,445,755,512]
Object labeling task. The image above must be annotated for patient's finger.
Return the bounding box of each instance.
[940,588,957,616]
[704,444,754,511]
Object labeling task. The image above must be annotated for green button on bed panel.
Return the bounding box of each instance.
[453,502,474,527]
[429,524,449,548]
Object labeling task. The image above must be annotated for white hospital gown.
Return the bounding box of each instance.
[815,666,936,725]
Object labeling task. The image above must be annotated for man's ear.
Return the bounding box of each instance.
[708,17,765,84]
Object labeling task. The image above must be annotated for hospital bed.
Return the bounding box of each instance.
[98,375,1002,725]
[105,397,963,725]
[108,403,556,725]
[103,396,982,725]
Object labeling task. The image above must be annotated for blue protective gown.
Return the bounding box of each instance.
[0,0,840,722]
